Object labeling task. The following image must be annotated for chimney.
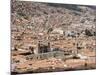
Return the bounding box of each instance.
[38,41,41,53]
[48,42,51,52]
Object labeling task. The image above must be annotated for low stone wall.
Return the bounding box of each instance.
[26,51,68,60]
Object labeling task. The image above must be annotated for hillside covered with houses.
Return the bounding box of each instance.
[11,0,96,74]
